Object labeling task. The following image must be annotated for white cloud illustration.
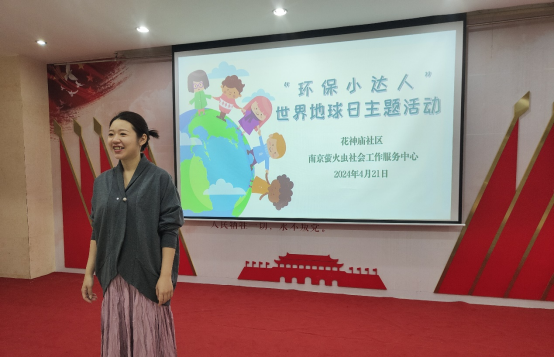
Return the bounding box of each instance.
[180,132,202,146]
[203,179,246,195]
[208,62,249,79]
[242,89,275,103]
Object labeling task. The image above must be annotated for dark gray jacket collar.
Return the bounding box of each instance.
[115,153,151,193]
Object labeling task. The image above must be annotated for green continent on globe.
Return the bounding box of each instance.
[232,187,252,217]
[180,156,212,213]
[188,113,239,144]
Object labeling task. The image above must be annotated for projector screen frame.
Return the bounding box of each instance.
[172,13,467,225]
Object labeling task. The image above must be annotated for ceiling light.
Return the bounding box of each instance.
[136,26,149,33]
[36,40,47,46]
[273,8,287,16]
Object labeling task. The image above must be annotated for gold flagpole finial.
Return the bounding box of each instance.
[73,119,82,137]
[93,117,103,136]
[514,91,530,119]
[53,119,63,138]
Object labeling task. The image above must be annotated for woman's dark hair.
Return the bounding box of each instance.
[273,174,294,210]
[188,70,210,92]
[109,111,159,152]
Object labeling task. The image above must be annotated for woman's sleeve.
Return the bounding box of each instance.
[158,176,185,248]
[90,181,97,241]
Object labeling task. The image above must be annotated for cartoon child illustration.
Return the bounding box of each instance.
[188,70,211,116]
[238,96,272,135]
[246,130,286,173]
[250,174,294,210]
[212,75,245,121]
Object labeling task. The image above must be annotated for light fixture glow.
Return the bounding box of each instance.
[273,8,287,16]
[36,40,47,46]
[136,26,149,33]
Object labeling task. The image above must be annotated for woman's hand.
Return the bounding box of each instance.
[156,276,174,306]
[158,247,176,306]
[81,274,98,303]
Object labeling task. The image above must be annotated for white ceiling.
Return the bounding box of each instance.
[0,0,551,64]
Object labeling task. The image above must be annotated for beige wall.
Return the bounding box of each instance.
[0,55,55,278]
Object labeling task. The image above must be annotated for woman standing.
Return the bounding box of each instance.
[81,111,184,357]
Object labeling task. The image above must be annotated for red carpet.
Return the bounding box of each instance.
[1,272,553,357]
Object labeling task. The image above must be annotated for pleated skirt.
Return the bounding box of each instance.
[101,274,177,357]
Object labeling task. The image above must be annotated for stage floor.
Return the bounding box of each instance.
[1,272,553,356]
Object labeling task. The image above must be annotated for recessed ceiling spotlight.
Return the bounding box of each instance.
[136,26,149,33]
[36,40,47,46]
[273,8,287,16]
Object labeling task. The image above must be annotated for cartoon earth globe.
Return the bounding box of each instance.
[179,108,254,217]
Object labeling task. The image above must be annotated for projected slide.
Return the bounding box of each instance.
[174,20,464,222]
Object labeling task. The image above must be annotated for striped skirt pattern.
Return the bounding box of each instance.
[101,275,177,357]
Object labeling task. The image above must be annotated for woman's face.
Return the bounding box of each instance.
[108,119,145,161]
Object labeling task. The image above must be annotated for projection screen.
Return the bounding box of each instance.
[173,14,465,224]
